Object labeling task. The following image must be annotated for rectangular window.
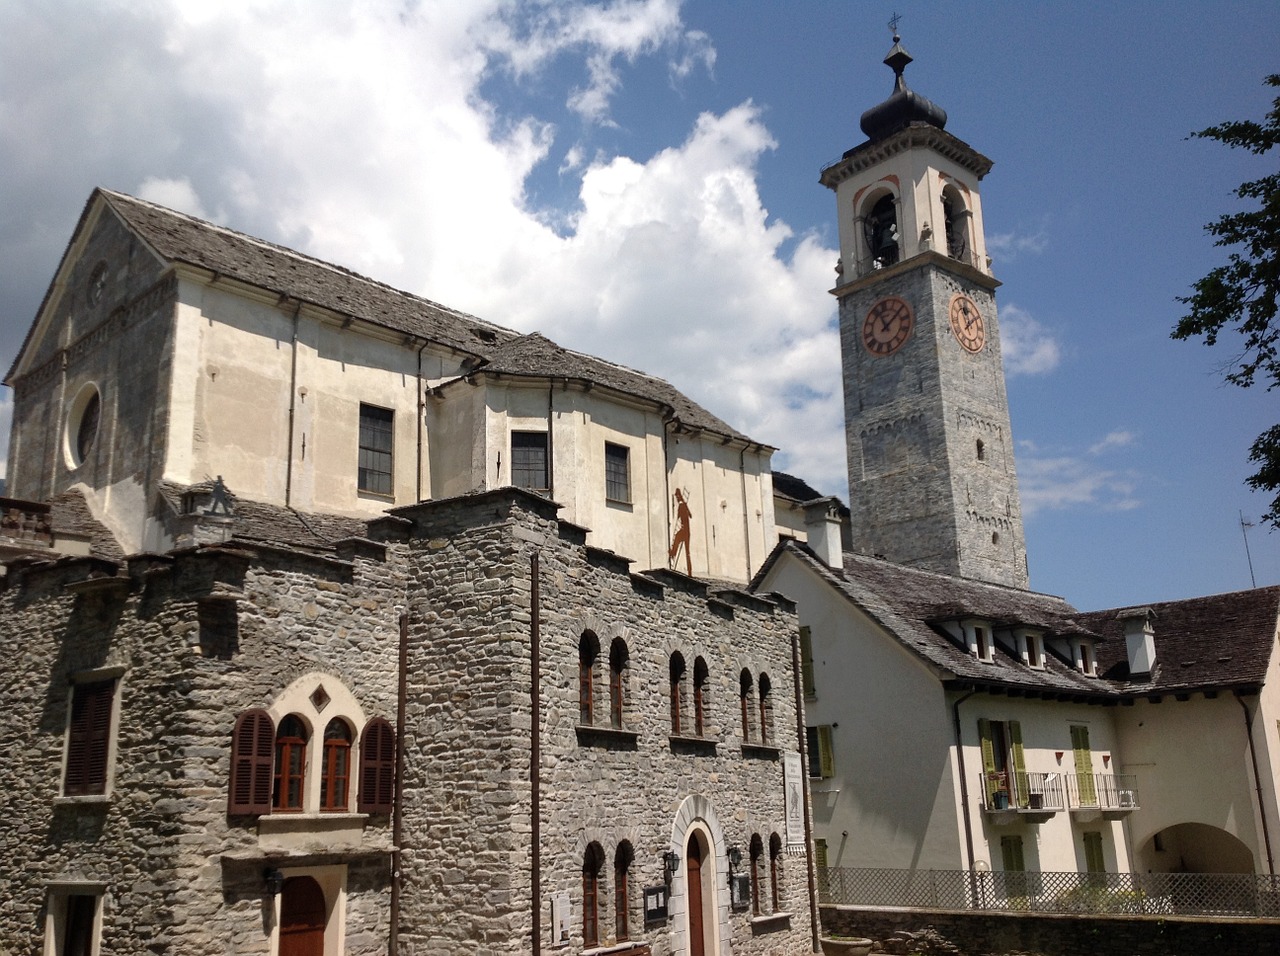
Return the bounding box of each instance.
[64,678,116,797]
[358,403,394,496]
[511,431,549,492]
[806,725,834,779]
[47,891,101,956]
[799,625,817,700]
[604,442,630,503]
[1025,634,1043,669]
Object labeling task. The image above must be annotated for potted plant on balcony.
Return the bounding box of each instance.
[987,772,1010,809]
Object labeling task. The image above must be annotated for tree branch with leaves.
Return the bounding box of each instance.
[1174,74,1280,525]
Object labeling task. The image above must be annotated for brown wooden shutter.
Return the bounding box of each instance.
[358,717,395,813]
[64,679,115,796]
[228,709,275,814]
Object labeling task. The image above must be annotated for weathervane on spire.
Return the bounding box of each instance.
[888,12,902,38]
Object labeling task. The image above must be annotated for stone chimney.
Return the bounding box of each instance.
[802,497,845,568]
[1119,607,1157,678]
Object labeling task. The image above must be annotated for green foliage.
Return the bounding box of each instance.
[1175,74,1280,524]
[1053,883,1147,914]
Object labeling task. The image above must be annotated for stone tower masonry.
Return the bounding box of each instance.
[821,32,1029,589]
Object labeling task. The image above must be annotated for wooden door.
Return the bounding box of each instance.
[279,876,326,956]
[686,835,705,956]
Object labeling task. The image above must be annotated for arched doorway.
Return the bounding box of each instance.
[279,875,327,956]
[686,832,711,956]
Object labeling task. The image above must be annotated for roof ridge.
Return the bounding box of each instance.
[99,189,509,334]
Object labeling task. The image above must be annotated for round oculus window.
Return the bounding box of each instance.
[87,261,108,306]
[67,385,102,468]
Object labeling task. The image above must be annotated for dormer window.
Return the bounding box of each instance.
[961,620,994,663]
[1074,640,1098,676]
[1015,629,1044,670]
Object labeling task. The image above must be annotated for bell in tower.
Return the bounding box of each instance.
[822,27,1029,589]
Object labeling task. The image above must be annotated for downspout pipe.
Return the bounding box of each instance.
[390,611,409,954]
[790,623,820,952]
[416,340,429,504]
[531,553,542,955]
[950,688,979,880]
[1237,693,1276,875]
[284,300,302,508]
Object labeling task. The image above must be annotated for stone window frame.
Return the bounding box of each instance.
[692,656,710,737]
[578,631,601,726]
[738,668,755,743]
[669,652,688,735]
[608,638,629,729]
[748,832,764,916]
[59,666,125,802]
[582,841,606,948]
[769,832,784,912]
[614,840,634,941]
[756,672,773,746]
[43,880,107,956]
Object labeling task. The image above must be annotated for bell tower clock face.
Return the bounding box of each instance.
[862,296,914,356]
[949,293,985,352]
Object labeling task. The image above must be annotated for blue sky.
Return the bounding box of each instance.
[1,0,1278,610]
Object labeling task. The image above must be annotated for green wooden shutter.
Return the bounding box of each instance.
[1083,831,1105,874]
[978,718,999,802]
[817,725,835,778]
[814,838,828,869]
[1010,721,1028,808]
[799,626,816,699]
[1071,725,1096,805]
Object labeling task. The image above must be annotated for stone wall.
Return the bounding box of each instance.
[821,904,1280,956]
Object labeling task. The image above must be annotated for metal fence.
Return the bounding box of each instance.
[818,867,1280,918]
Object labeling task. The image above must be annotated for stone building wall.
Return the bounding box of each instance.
[394,490,816,955]
[0,488,815,955]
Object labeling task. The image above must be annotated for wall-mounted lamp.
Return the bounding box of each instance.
[1103,754,1111,768]
[662,850,680,884]
[1055,751,1064,763]
[264,867,285,896]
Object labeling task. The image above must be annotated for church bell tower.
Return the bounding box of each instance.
[822,31,1028,588]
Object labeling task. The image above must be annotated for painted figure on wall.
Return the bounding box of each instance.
[669,488,692,575]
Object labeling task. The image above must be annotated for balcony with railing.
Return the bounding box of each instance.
[980,771,1137,823]
[980,771,1065,823]
[1066,772,1139,819]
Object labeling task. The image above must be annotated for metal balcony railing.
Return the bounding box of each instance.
[818,867,1280,918]
[979,772,1138,815]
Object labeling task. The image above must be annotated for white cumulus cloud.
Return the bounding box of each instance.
[1000,304,1062,376]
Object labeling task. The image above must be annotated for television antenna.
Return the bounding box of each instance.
[1240,511,1257,589]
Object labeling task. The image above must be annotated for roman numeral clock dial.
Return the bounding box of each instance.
[949,293,986,352]
[862,295,914,357]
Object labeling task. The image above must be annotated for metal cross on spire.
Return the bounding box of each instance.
[888,12,902,37]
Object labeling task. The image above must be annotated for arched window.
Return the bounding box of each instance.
[229,708,274,815]
[273,715,309,811]
[614,841,634,941]
[579,631,600,725]
[358,716,395,814]
[758,672,772,746]
[693,657,709,737]
[864,193,899,268]
[609,638,629,729]
[321,718,352,811]
[669,652,687,735]
[976,438,985,461]
[739,668,755,743]
[749,833,764,916]
[770,833,784,912]
[583,842,605,947]
[943,187,969,262]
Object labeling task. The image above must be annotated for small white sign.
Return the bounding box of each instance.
[784,750,805,847]
[551,893,571,946]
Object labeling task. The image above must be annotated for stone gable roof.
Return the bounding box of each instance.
[48,489,126,561]
[97,189,515,359]
[755,541,1107,697]
[468,333,755,443]
[1082,587,1280,693]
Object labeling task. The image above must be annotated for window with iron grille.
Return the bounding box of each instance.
[63,678,116,797]
[511,431,549,492]
[358,403,394,496]
[605,442,630,502]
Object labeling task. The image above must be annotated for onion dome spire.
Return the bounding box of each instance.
[859,31,948,142]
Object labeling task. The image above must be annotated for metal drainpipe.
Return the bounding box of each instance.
[950,688,979,881]
[390,611,409,954]
[1237,694,1276,875]
[531,553,542,955]
[546,385,555,500]
[284,301,301,508]
[790,624,820,952]
[415,340,428,504]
